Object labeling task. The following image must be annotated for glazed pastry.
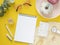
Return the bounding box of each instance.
[40,2,53,15]
[48,0,59,5]
[51,26,57,33]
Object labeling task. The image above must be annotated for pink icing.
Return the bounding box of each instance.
[48,0,59,4]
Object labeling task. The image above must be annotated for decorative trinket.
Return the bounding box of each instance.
[40,2,53,15]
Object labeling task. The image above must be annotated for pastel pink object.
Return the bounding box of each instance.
[36,0,60,18]
[48,0,59,4]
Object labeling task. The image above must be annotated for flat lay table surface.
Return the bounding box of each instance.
[0,0,60,45]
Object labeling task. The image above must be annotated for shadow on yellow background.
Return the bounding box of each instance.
[0,0,60,45]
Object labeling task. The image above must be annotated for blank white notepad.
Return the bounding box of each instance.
[14,14,37,44]
[38,22,49,38]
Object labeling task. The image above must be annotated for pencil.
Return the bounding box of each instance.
[5,24,13,37]
[6,34,12,41]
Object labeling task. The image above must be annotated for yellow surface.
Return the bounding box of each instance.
[0,0,60,45]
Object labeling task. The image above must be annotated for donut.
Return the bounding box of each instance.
[48,0,59,5]
[40,2,53,15]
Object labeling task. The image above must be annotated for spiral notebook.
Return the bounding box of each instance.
[14,14,37,44]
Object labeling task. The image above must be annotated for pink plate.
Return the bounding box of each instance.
[36,0,60,18]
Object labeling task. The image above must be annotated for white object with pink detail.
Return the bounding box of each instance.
[36,0,60,18]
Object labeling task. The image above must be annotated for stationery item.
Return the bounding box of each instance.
[38,21,49,38]
[50,22,60,35]
[23,0,32,6]
[16,5,22,12]
[56,30,60,34]
[6,34,12,41]
[51,26,60,34]
[5,24,13,37]
[49,22,60,42]
[23,3,32,6]
[16,3,32,12]
[51,26,57,41]
[51,26,57,33]
[14,14,37,44]
[16,0,32,12]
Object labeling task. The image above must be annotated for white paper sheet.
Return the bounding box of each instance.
[14,14,37,44]
[38,22,49,38]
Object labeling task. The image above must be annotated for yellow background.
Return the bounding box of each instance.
[0,0,60,45]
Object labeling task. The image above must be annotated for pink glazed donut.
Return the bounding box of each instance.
[48,0,59,5]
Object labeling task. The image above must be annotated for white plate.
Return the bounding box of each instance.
[36,0,60,18]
